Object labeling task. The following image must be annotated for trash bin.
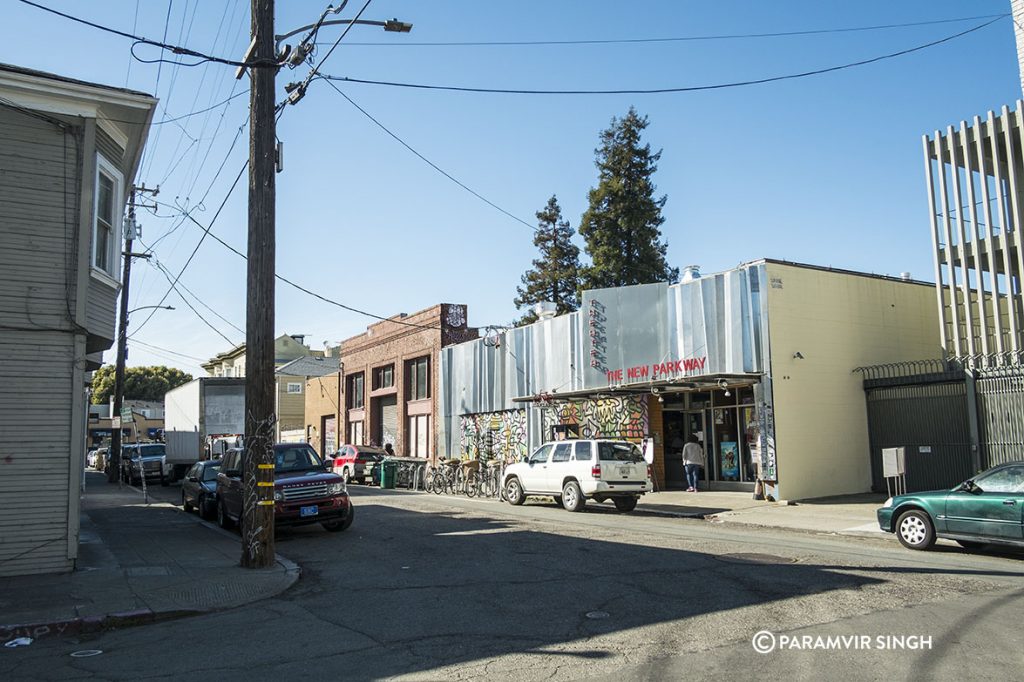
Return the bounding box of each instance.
[380,460,397,489]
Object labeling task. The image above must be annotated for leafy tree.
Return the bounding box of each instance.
[514,195,582,325]
[579,107,678,290]
[91,365,193,404]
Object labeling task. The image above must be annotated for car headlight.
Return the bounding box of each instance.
[328,482,345,495]
[883,497,893,508]
[273,490,283,502]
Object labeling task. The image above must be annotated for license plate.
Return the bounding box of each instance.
[300,505,318,517]
[619,467,630,477]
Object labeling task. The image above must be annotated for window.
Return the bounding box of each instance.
[350,421,364,445]
[551,443,572,463]
[347,373,364,409]
[408,414,430,458]
[373,364,394,390]
[574,442,593,461]
[407,357,430,400]
[975,465,1024,493]
[598,442,643,462]
[286,382,303,394]
[529,444,553,464]
[93,155,123,279]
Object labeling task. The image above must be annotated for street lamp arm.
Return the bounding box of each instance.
[128,305,175,314]
[275,18,412,52]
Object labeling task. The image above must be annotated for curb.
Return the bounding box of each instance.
[1,608,198,646]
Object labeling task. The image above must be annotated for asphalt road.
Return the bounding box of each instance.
[4,482,1024,681]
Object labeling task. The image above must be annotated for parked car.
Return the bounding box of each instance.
[877,461,1024,551]
[182,460,221,520]
[502,439,653,512]
[216,443,353,532]
[326,444,387,484]
[120,443,168,486]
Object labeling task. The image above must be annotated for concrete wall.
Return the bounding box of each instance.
[765,262,941,500]
[305,373,341,456]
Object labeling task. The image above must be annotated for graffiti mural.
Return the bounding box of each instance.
[459,409,528,462]
[541,395,648,441]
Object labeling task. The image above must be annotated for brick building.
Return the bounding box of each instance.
[305,304,476,460]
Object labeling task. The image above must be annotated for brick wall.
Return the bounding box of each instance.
[335,304,476,461]
[646,395,666,490]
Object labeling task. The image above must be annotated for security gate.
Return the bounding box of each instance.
[860,361,1024,492]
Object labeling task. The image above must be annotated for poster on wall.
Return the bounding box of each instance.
[720,441,739,480]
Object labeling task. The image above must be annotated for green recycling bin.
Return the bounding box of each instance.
[380,460,397,489]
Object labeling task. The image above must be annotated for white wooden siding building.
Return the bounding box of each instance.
[0,63,155,577]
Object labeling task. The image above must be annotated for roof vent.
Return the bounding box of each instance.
[681,265,701,283]
[534,302,557,320]
[900,272,911,281]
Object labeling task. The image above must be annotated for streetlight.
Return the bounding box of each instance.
[128,305,175,314]
[274,9,413,67]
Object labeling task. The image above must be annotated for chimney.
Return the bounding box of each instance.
[1015,0,1024,94]
[680,265,701,283]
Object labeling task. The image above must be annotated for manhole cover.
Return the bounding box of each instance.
[585,610,610,620]
[716,553,796,565]
[70,650,103,658]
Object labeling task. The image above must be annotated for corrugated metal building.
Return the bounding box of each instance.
[0,64,155,577]
[440,260,941,501]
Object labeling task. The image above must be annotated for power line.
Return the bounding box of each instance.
[173,200,443,331]
[130,159,248,336]
[315,13,1009,47]
[143,253,246,335]
[16,0,277,69]
[321,77,536,231]
[148,256,238,346]
[129,338,208,363]
[323,16,1005,96]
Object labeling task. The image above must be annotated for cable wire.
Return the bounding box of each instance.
[321,77,536,231]
[316,13,1009,47]
[323,16,1005,96]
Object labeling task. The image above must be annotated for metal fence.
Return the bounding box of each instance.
[858,359,1024,492]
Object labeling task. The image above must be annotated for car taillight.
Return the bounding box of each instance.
[591,464,602,478]
[647,465,653,481]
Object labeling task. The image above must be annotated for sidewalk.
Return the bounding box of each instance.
[633,489,886,536]
[0,472,298,644]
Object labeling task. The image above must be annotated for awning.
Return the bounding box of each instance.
[512,372,763,404]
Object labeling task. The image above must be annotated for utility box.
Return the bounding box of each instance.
[881,447,906,478]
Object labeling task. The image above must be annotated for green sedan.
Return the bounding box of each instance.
[877,461,1024,550]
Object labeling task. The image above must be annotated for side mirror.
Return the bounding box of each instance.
[187,475,199,482]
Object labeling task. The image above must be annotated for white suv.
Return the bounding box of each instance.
[502,440,652,512]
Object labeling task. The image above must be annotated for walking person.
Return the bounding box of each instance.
[682,434,705,492]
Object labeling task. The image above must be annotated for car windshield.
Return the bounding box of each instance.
[274,446,323,473]
[597,442,644,463]
[201,465,221,482]
[358,451,384,460]
[125,445,165,459]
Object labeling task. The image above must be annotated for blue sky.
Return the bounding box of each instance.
[5,1,1022,374]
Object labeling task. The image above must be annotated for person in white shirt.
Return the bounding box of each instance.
[682,434,705,492]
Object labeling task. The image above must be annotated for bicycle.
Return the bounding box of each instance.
[432,459,463,495]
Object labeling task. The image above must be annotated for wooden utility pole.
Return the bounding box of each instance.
[242,0,277,568]
[108,192,137,483]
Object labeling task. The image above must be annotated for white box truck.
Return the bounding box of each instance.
[163,378,245,482]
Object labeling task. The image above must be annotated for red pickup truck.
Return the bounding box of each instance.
[216,443,353,532]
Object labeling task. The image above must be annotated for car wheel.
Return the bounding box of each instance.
[342,468,351,484]
[323,504,355,532]
[895,509,935,550]
[562,481,585,512]
[356,477,365,485]
[182,491,193,513]
[160,475,168,487]
[217,501,234,529]
[504,477,525,506]
[613,496,639,512]
[956,539,986,551]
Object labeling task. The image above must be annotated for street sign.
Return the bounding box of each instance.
[882,447,906,477]
[111,417,121,429]
[120,407,134,423]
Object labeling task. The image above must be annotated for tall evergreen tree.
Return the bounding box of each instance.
[513,195,582,325]
[579,107,678,289]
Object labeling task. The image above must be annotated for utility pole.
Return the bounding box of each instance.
[241,0,277,568]
[108,184,157,483]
